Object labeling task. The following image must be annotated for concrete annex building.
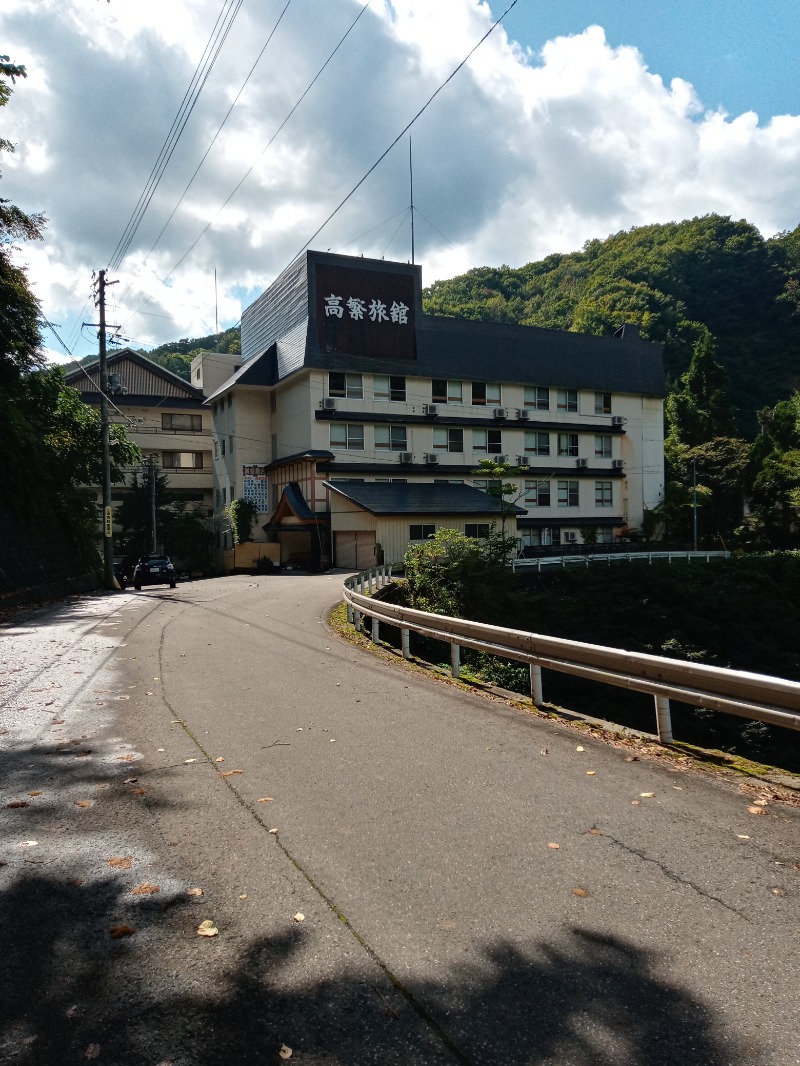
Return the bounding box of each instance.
[198,251,665,570]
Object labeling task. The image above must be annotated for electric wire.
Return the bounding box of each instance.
[108,0,245,272]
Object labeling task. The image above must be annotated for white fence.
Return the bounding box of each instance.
[342,566,800,744]
[511,550,730,573]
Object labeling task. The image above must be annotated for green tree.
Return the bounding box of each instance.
[226,497,258,543]
[472,458,524,563]
[748,393,800,544]
[665,334,736,447]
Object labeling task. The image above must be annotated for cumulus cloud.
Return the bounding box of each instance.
[2,0,799,358]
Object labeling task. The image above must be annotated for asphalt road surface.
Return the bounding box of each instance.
[1,574,798,1066]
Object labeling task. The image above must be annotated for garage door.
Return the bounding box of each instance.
[335,531,376,570]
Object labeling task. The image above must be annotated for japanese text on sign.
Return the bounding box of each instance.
[323,294,409,325]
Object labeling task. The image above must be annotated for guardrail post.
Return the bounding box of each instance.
[371,616,379,643]
[401,628,411,659]
[353,608,361,631]
[530,664,543,705]
[654,695,673,744]
[369,570,375,594]
[450,643,460,679]
[347,601,353,625]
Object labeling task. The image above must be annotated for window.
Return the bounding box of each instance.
[328,372,363,399]
[374,375,406,401]
[471,381,501,406]
[162,413,202,431]
[472,428,502,454]
[595,481,613,507]
[557,388,578,412]
[520,527,553,548]
[374,478,407,483]
[595,391,612,415]
[524,430,550,456]
[525,480,551,507]
[195,368,201,380]
[221,439,226,456]
[432,379,463,404]
[472,479,492,491]
[434,478,463,484]
[433,427,464,452]
[595,435,612,458]
[558,433,579,457]
[374,425,408,451]
[524,386,549,410]
[409,524,435,540]
[222,487,227,505]
[162,451,203,469]
[330,423,364,450]
[596,527,614,543]
[557,480,579,507]
[465,523,491,539]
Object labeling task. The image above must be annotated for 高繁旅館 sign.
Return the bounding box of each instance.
[315,263,416,361]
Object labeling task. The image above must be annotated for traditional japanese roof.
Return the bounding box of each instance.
[325,481,526,516]
[66,348,205,405]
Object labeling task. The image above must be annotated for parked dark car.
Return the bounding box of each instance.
[133,555,177,590]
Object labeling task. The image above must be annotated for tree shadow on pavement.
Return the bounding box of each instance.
[0,870,748,1066]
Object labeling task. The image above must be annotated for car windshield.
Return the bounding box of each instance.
[142,557,170,565]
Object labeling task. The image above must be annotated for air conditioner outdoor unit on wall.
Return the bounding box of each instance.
[494,455,507,464]
[516,408,530,420]
[322,397,336,410]
[422,404,438,416]
[576,458,588,468]
[612,459,625,469]
[493,407,508,419]
[517,456,530,466]
[424,453,440,465]
[399,452,413,464]
[611,415,624,426]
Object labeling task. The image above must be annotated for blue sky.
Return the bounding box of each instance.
[506,0,799,120]
[3,0,799,357]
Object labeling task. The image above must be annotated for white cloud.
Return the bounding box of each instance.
[2,0,799,357]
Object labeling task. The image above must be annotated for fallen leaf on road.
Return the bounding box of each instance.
[109,924,135,939]
[196,920,218,937]
[748,806,767,815]
[186,887,204,897]
[329,739,336,743]
[220,769,243,777]
[269,828,278,834]
[625,756,638,762]
[547,842,560,850]
[123,777,138,784]
[293,912,305,922]
[771,888,786,897]
[75,751,92,758]
[28,791,43,797]
[588,827,603,836]
[7,801,29,809]
[631,800,640,805]
[215,757,225,763]
[85,1044,101,1060]
[753,799,768,806]
[130,788,147,796]
[585,771,596,776]
[117,754,136,762]
[130,883,160,895]
[239,894,247,900]
[673,785,684,790]
[737,834,750,840]
[257,797,273,803]
[74,801,93,808]
[572,887,590,898]
[184,758,197,764]
[540,748,548,756]
[157,748,165,753]
[106,857,133,869]
[279,1046,292,1060]
[640,792,655,798]
[52,719,65,724]
[18,840,38,847]
[576,746,585,752]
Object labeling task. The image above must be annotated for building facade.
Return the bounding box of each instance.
[200,251,665,568]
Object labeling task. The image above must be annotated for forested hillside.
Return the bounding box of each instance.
[423,214,800,434]
[131,326,240,381]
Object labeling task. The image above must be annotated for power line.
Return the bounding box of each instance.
[108,0,245,272]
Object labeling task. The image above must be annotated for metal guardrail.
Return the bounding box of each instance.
[511,550,730,573]
[342,567,800,744]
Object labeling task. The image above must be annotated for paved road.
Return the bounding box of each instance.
[1,575,798,1066]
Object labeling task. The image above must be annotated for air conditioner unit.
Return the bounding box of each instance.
[515,408,530,420]
[422,404,438,416]
[612,459,625,469]
[322,397,336,410]
[399,452,413,464]
[516,456,530,467]
[564,531,578,543]
[611,415,624,426]
[494,455,507,464]
[576,458,588,468]
[424,453,440,465]
[493,407,508,419]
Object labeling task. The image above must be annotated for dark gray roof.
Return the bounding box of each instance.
[325,481,525,516]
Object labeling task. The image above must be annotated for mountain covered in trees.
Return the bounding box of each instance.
[423,214,800,435]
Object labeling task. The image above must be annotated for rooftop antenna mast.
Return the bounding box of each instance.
[409,136,415,265]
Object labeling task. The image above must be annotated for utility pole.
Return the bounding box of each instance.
[94,269,118,590]
[692,458,698,552]
[143,454,159,554]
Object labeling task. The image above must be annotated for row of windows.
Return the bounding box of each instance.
[410,522,616,543]
[330,424,616,457]
[329,475,614,509]
[162,413,204,432]
[329,373,612,414]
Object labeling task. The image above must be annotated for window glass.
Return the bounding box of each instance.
[162,413,202,431]
[329,372,363,399]
[465,524,491,538]
[595,435,612,458]
[557,480,579,506]
[557,433,579,457]
[409,524,435,540]
[374,425,408,451]
[524,386,549,410]
[374,375,406,401]
[524,480,551,507]
[433,427,464,452]
[557,388,578,412]
[595,481,613,507]
[594,391,612,415]
[471,381,501,406]
[330,424,365,450]
[525,431,550,455]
